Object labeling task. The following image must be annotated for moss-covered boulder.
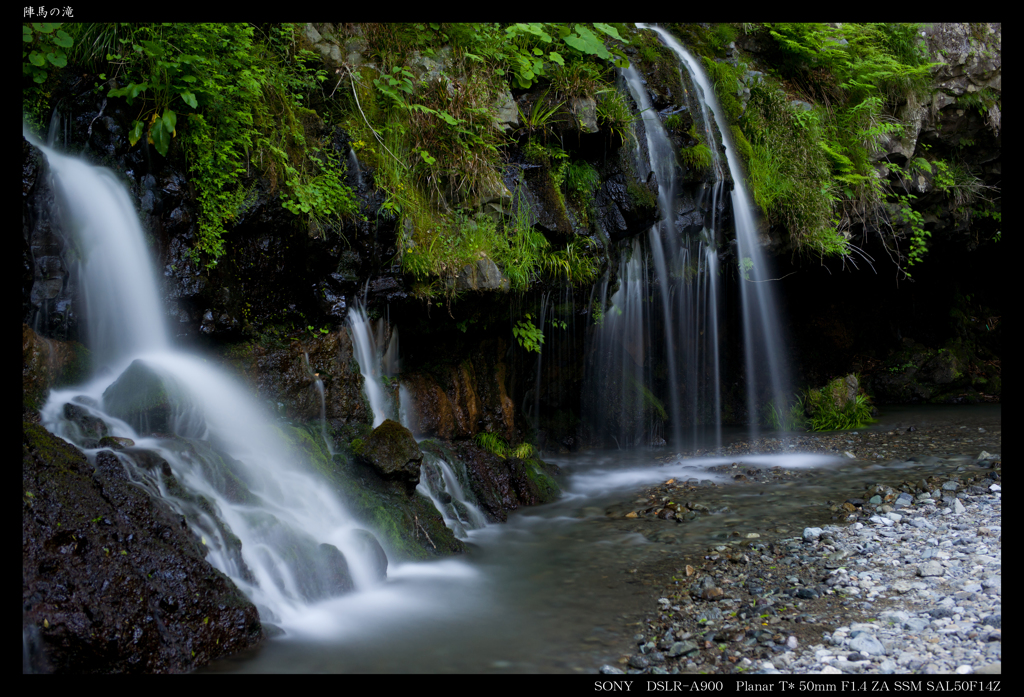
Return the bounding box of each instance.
[278,422,465,562]
[22,422,262,673]
[356,419,423,487]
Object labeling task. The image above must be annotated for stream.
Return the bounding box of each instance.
[204,404,999,673]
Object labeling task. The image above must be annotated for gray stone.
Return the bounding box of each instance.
[668,641,699,657]
[803,527,823,541]
[849,633,886,656]
[570,96,599,133]
[918,561,944,577]
[454,255,510,292]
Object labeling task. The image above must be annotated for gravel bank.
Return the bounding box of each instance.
[599,416,1001,675]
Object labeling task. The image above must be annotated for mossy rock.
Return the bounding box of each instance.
[358,419,423,484]
[277,422,464,562]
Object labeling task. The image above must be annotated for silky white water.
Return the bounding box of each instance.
[28,132,395,630]
[638,24,792,438]
[585,63,725,449]
[346,301,393,428]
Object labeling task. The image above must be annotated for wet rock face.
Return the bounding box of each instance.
[448,440,561,524]
[22,324,90,415]
[23,140,80,343]
[22,423,262,673]
[226,329,373,427]
[401,338,516,442]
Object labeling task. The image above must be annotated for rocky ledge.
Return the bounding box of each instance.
[22,423,263,673]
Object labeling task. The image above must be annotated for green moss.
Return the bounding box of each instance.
[679,143,714,172]
[523,458,561,504]
[627,178,657,210]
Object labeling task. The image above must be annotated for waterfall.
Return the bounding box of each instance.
[304,352,336,456]
[346,301,394,428]
[27,131,386,631]
[416,453,488,539]
[585,62,726,449]
[639,24,792,438]
[583,26,791,449]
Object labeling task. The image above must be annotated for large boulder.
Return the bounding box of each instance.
[355,419,423,487]
[23,423,262,673]
[440,440,561,524]
[102,359,180,435]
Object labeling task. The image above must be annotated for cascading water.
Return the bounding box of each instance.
[304,352,335,457]
[639,24,791,438]
[27,130,386,631]
[585,63,725,449]
[416,453,488,539]
[584,26,791,449]
[346,300,396,428]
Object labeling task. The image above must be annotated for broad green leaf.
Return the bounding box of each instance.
[54,30,73,48]
[180,90,198,109]
[23,26,33,42]
[593,23,626,42]
[128,120,144,147]
[548,51,564,66]
[46,51,67,68]
[151,121,171,156]
[29,51,46,67]
[162,108,177,134]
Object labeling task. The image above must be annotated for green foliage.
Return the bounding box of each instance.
[595,88,635,147]
[679,143,714,172]
[686,23,944,271]
[474,431,509,458]
[564,160,600,226]
[738,78,840,257]
[803,378,875,431]
[513,313,545,353]
[58,23,358,267]
[23,23,73,82]
[22,22,74,129]
[341,23,631,295]
[511,442,535,459]
[762,395,807,431]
